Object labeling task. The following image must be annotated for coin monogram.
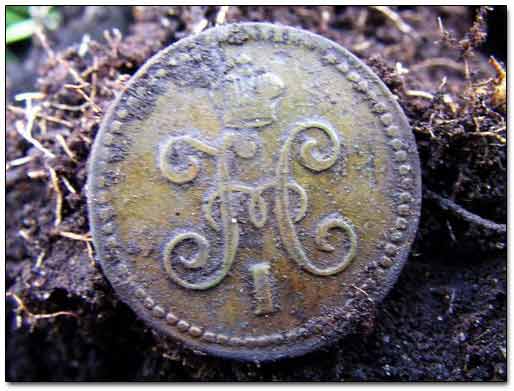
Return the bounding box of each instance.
[87,23,421,361]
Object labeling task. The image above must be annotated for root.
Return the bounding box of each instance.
[405,90,435,100]
[50,101,91,112]
[215,6,229,25]
[58,231,96,267]
[33,26,55,60]
[47,166,63,227]
[351,284,374,303]
[192,18,208,34]
[352,40,372,53]
[18,229,32,242]
[6,155,36,170]
[11,94,56,159]
[410,58,465,74]
[370,6,417,38]
[425,190,506,234]
[86,241,96,267]
[58,231,92,242]
[489,56,506,111]
[6,292,78,329]
[59,57,88,86]
[27,169,47,179]
[61,176,78,194]
[9,104,73,128]
[63,81,101,113]
[467,131,506,145]
[103,28,122,57]
[37,113,74,128]
[55,134,77,162]
[14,119,55,158]
[35,251,46,268]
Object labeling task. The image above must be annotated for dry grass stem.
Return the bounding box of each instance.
[61,176,78,194]
[58,231,93,242]
[351,284,374,303]
[10,95,56,159]
[370,6,417,38]
[192,18,208,34]
[33,26,55,59]
[216,6,229,25]
[35,251,46,268]
[9,105,74,128]
[410,58,465,74]
[86,241,96,267]
[55,134,77,161]
[489,56,506,110]
[405,90,435,100]
[38,114,73,128]
[27,169,47,179]
[50,102,91,112]
[468,132,506,145]
[6,156,36,170]
[18,229,32,242]
[60,58,89,86]
[47,166,63,226]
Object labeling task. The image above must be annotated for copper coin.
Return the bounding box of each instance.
[87,22,421,361]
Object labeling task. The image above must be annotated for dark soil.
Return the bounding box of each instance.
[5,6,507,381]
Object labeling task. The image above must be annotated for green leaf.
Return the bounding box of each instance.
[6,9,26,25]
[6,19,36,44]
[6,5,30,17]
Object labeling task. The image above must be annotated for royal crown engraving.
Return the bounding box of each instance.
[211,54,286,129]
[158,55,358,296]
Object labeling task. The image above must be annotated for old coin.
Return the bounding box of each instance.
[87,22,421,361]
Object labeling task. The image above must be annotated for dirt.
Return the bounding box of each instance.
[5,6,506,381]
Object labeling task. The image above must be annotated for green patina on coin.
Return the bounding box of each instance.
[87,22,421,361]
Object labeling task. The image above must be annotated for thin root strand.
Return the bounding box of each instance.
[425,190,506,234]
[6,292,78,328]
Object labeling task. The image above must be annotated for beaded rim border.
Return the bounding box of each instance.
[87,22,421,355]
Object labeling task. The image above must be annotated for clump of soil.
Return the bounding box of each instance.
[6,6,506,381]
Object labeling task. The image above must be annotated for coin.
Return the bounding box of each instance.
[87,22,421,361]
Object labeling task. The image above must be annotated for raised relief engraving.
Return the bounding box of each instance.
[88,23,423,361]
[210,53,285,129]
[159,132,239,290]
[275,120,358,276]
[159,55,358,294]
[250,262,274,315]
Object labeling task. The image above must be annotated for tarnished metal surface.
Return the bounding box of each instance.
[87,22,421,361]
